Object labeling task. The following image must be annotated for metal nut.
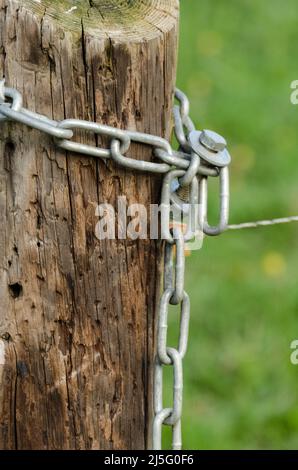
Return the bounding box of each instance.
[189,130,231,168]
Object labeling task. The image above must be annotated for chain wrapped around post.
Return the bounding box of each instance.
[0,79,232,450]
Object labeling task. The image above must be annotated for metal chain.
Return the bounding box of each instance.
[0,79,231,451]
[153,91,232,450]
[153,226,189,450]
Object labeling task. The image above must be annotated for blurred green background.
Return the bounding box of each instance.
[164,0,298,449]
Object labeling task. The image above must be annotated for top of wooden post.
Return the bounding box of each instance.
[21,0,179,41]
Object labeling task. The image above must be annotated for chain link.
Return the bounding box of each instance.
[0,79,232,450]
[199,168,230,236]
[153,225,190,450]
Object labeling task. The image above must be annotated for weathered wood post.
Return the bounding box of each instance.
[0,0,179,449]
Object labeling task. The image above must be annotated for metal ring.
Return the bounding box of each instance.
[161,169,199,243]
[155,148,190,170]
[163,348,183,426]
[183,115,196,134]
[110,139,170,174]
[197,164,220,177]
[56,119,131,158]
[164,228,185,305]
[175,88,190,120]
[0,106,73,139]
[173,105,191,152]
[156,148,220,177]
[179,151,200,187]
[0,86,23,122]
[152,408,172,450]
[172,420,182,451]
[161,169,186,243]
[126,129,172,154]
[200,166,230,236]
[153,354,183,449]
[152,408,182,450]
[157,288,176,365]
[157,289,190,365]
[153,350,183,428]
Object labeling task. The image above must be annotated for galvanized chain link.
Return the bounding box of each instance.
[152,91,232,450]
[0,79,232,451]
[153,226,190,450]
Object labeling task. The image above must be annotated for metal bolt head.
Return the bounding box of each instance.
[189,130,231,167]
[199,129,227,153]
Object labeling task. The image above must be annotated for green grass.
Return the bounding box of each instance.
[164,0,298,449]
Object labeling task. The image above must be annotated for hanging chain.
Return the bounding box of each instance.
[0,78,254,451]
[153,92,232,450]
[153,225,189,450]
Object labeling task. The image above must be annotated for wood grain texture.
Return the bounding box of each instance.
[0,0,179,449]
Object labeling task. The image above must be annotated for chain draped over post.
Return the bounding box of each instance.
[0,79,231,450]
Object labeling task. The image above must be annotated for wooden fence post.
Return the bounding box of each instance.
[0,0,179,450]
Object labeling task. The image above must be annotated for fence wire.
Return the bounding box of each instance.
[228,216,298,231]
